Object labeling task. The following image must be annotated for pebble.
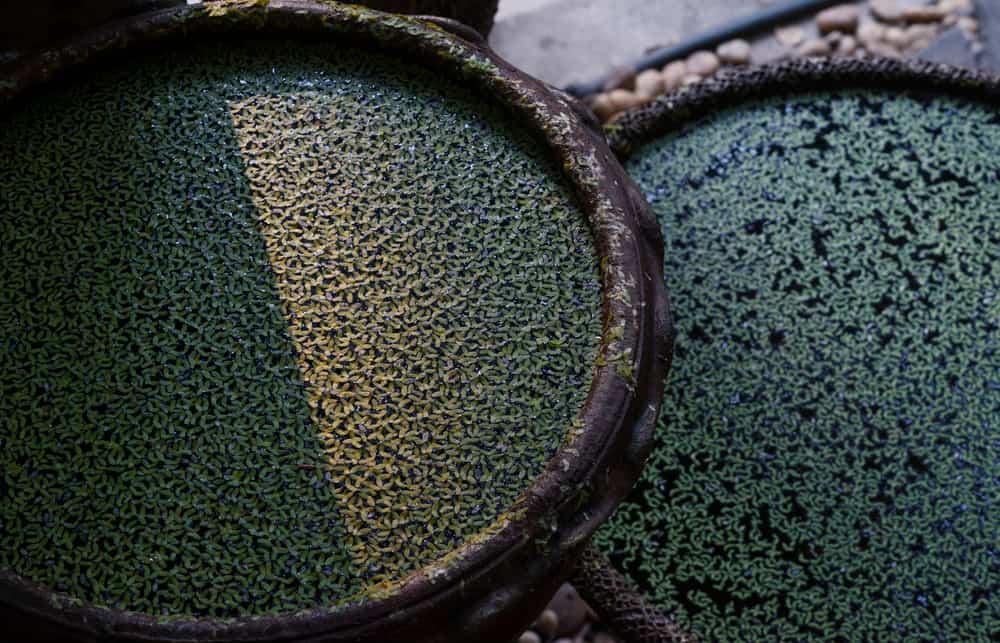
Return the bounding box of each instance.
[958,16,979,35]
[837,35,859,55]
[908,23,939,38]
[533,608,560,638]
[602,65,636,92]
[634,68,665,98]
[607,88,645,112]
[816,4,860,34]
[682,73,703,86]
[825,30,844,44]
[588,93,615,121]
[905,23,938,46]
[547,582,593,637]
[661,60,687,91]
[518,632,542,643]
[775,25,805,47]
[870,0,902,23]
[938,0,972,13]
[884,26,910,48]
[901,5,946,23]
[686,50,720,76]
[796,38,833,57]
[716,38,752,65]
[866,40,902,58]
[857,21,886,47]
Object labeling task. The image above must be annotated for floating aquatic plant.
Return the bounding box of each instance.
[0,38,602,618]
[595,90,1000,641]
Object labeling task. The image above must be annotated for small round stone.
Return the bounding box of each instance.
[775,25,805,47]
[857,21,887,47]
[685,50,720,77]
[661,60,688,91]
[884,26,910,48]
[958,16,979,35]
[816,4,860,34]
[901,5,947,23]
[602,65,637,92]
[796,38,833,57]
[940,0,973,11]
[607,88,646,112]
[635,68,666,99]
[533,608,560,637]
[548,582,592,636]
[870,0,902,23]
[716,39,752,65]
[682,73,703,86]
[907,24,939,40]
[866,41,903,58]
[518,632,542,643]
[589,93,616,121]
[837,35,859,56]
[905,24,938,50]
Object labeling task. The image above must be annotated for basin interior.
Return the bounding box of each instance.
[595,90,1000,640]
[0,38,602,618]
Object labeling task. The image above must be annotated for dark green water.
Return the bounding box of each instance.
[596,91,1000,641]
[0,40,601,617]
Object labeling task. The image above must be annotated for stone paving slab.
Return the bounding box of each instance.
[489,0,782,87]
[919,24,980,67]
[490,0,997,90]
[495,0,561,21]
[975,0,1000,70]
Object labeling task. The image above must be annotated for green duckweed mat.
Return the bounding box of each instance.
[0,39,602,618]
[595,91,1000,641]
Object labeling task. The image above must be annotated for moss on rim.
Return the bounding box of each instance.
[595,90,1000,640]
[0,38,602,618]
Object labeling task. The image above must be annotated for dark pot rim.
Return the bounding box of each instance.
[351,0,500,37]
[0,2,671,641]
[606,56,1000,160]
[578,57,1000,643]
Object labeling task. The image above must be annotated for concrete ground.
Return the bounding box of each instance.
[490,0,782,88]
[489,0,1000,89]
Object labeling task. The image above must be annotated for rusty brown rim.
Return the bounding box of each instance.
[0,2,671,642]
[576,57,1000,643]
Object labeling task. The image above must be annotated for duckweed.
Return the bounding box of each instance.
[595,91,1000,640]
[0,39,602,617]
